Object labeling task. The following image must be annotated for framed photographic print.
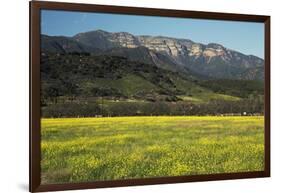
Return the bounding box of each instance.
[30,1,270,192]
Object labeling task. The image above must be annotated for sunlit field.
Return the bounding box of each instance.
[41,116,264,184]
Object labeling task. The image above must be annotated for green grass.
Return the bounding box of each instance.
[195,92,241,102]
[170,75,241,103]
[179,93,240,103]
[92,74,157,96]
[82,73,241,103]
[41,116,264,184]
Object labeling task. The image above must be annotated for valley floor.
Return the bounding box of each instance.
[41,116,264,184]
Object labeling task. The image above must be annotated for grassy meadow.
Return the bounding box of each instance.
[41,116,264,184]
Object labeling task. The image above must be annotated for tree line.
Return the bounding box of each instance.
[42,98,264,118]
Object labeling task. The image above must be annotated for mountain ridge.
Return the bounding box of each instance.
[41,30,264,80]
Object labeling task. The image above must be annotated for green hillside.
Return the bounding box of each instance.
[41,53,263,117]
[41,53,242,103]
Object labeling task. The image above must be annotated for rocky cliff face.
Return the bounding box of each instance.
[41,30,264,80]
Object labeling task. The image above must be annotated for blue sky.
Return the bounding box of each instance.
[41,10,264,58]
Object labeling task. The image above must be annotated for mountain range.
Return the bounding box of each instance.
[41,29,264,80]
